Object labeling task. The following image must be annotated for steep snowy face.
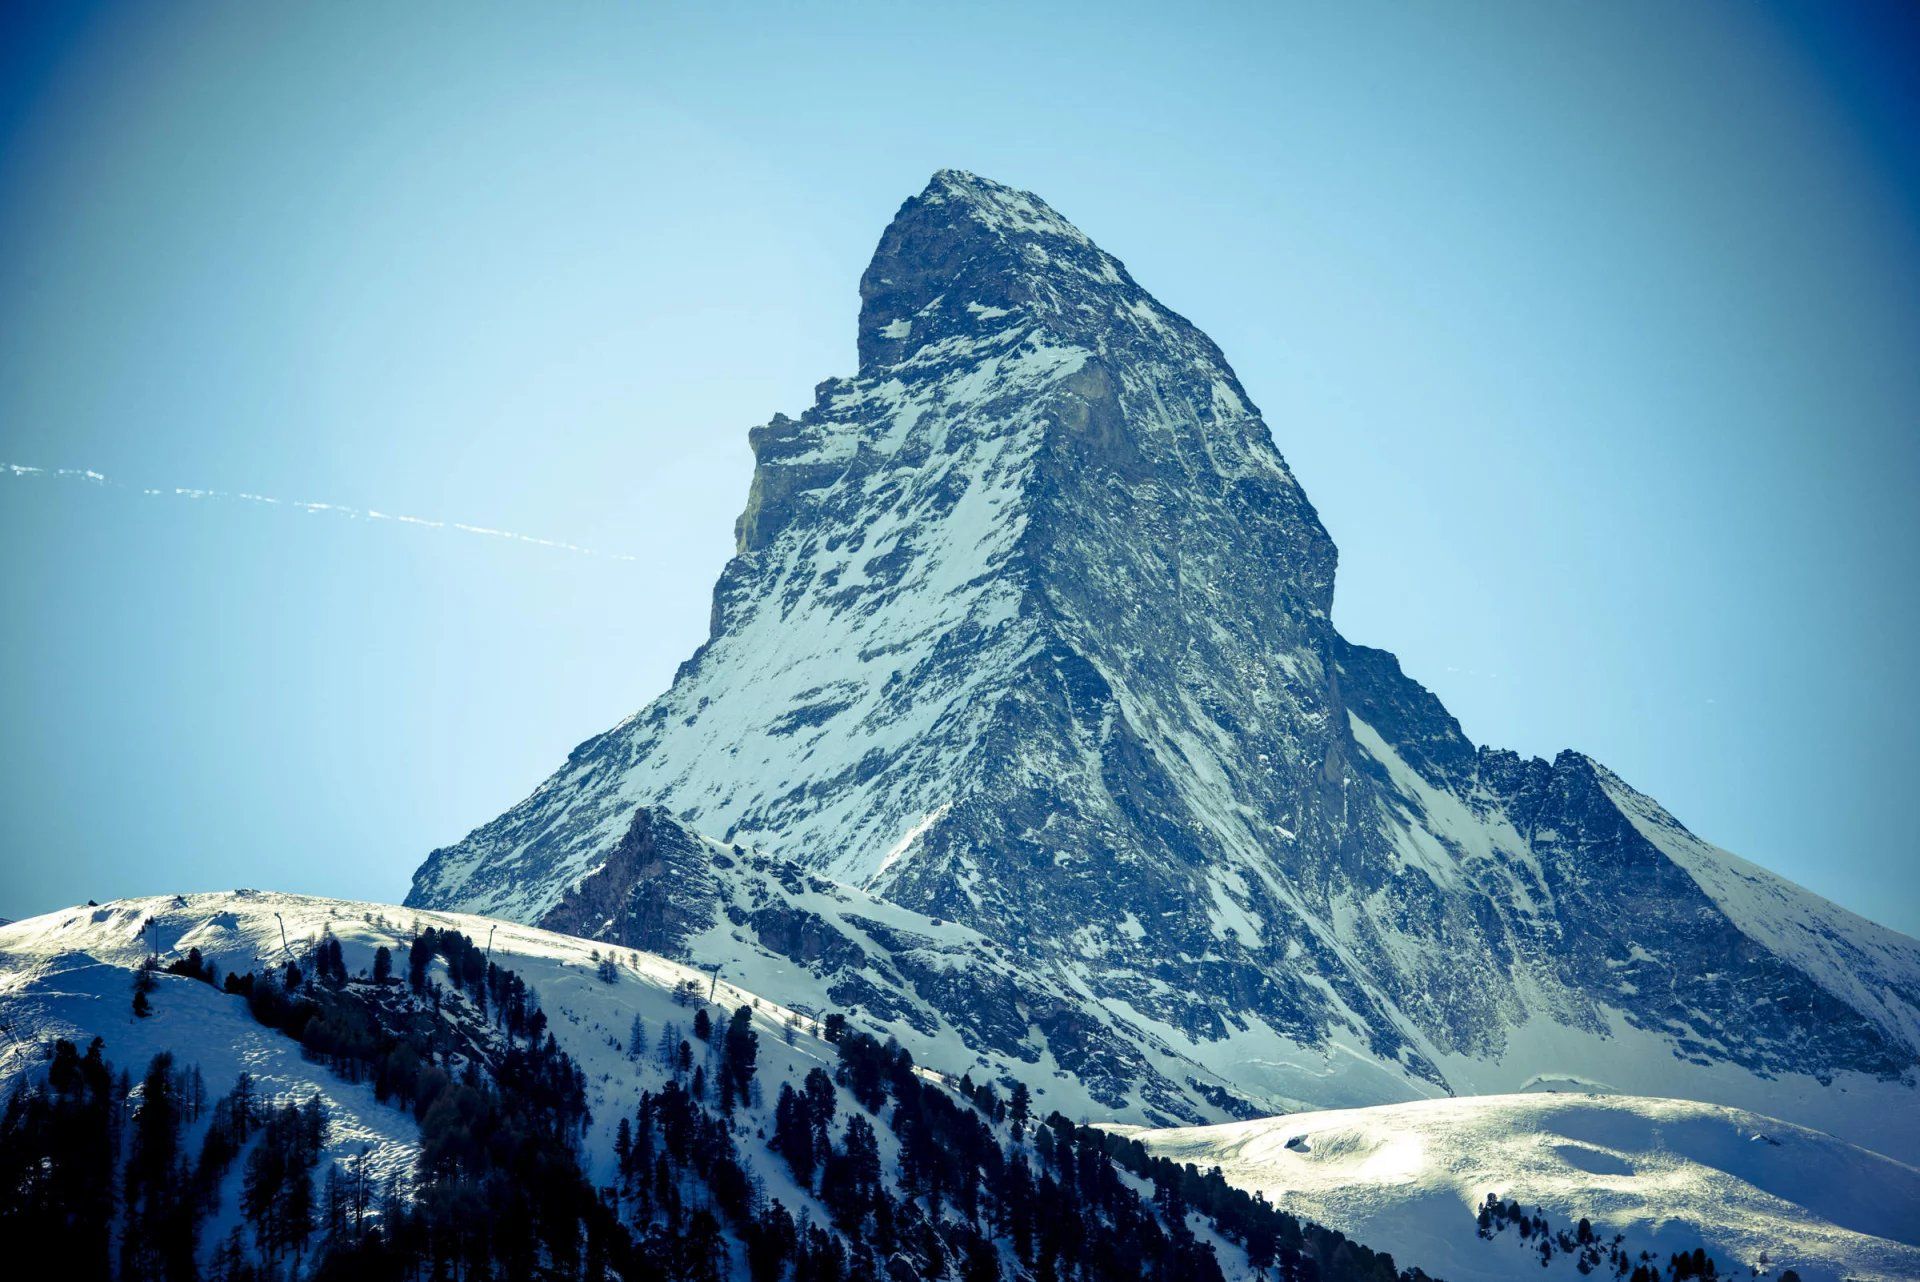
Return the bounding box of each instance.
[411,171,1920,1150]
[411,168,1376,1085]
[411,168,1340,926]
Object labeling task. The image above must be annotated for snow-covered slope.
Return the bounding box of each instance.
[0,900,424,1199]
[0,891,878,1199]
[409,170,1920,1159]
[530,806,1266,1122]
[1,890,1303,1279]
[0,892,786,1195]
[1118,1094,1920,1282]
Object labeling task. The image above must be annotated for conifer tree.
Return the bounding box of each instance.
[407,933,432,994]
[725,1005,759,1094]
[132,957,158,1018]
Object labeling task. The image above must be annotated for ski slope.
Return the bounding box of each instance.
[1118,1093,1920,1282]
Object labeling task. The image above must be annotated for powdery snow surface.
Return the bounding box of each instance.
[1118,1094,1920,1282]
[0,890,826,1195]
[0,895,432,1247]
[0,891,864,1265]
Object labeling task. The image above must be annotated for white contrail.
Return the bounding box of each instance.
[5,461,637,562]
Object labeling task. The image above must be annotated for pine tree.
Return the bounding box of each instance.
[132,957,158,1017]
[323,1162,349,1240]
[408,933,432,994]
[211,1226,248,1282]
[123,1052,198,1282]
[317,936,347,987]
[772,1084,815,1186]
[1009,1081,1032,1142]
[656,1022,680,1069]
[746,1199,797,1282]
[349,1146,372,1235]
[725,1006,759,1095]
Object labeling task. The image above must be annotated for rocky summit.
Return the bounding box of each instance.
[409,171,1920,1153]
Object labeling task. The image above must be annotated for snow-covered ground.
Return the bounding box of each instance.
[0,890,1280,1278]
[0,896,428,1193]
[0,889,845,1200]
[9,892,1913,1282]
[1116,1093,1920,1282]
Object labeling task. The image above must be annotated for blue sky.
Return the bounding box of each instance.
[2,2,1916,933]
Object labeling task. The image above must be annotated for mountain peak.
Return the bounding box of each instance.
[856,170,1132,370]
[920,169,1090,238]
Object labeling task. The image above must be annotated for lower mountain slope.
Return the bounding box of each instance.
[527,805,1275,1124]
[0,891,1403,1281]
[1118,1093,1920,1282]
[428,795,1920,1165]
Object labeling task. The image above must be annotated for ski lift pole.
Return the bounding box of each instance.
[708,963,721,1003]
[274,912,292,960]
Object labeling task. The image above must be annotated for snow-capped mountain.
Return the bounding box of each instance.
[408,171,1920,1157]
[1118,1094,1920,1282]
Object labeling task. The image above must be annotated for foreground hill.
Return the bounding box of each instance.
[0,891,1406,1281]
[410,170,1920,1159]
[1119,1093,1920,1282]
[0,890,807,1219]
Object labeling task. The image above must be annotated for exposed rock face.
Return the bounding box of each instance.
[536,805,1203,1118]
[411,171,1920,1152]
[539,807,720,957]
